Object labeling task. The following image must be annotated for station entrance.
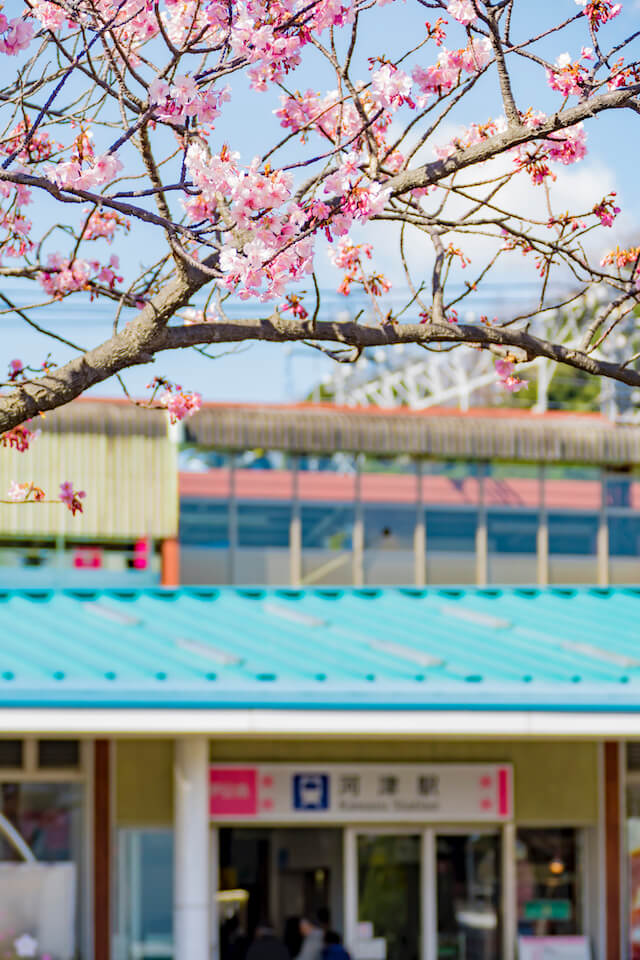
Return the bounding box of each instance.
[218,827,343,958]
[217,827,501,960]
[210,762,511,960]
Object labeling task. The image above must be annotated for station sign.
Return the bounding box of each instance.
[209,763,512,822]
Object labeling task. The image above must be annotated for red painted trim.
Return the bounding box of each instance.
[497,767,509,817]
[63,395,612,423]
[161,537,180,586]
[180,469,611,510]
[94,740,110,960]
[604,742,621,960]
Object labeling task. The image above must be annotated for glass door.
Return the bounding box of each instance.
[435,832,501,960]
[354,832,421,960]
[347,828,502,960]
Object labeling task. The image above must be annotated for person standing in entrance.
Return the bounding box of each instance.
[295,918,324,960]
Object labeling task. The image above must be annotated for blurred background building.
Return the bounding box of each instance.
[2,397,639,592]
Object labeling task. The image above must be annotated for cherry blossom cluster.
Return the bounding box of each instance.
[511,112,588,184]
[281,293,309,319]
[575,0,622,29]
[0,0,634,435]
[546,52,591,98]
[5,480,85,515]
[6,481,45,502]
[59,481,86,516]
[0,119,60,164]
[0,426,39,453]
[0,15,33,55]
[160,387,202,423]
[413,37,492,104]
[329,237,391,297]
[601,246,640,269]
[147,377,202,423]
[593,193,621,227]
[275,89,364,144]
[600,246,640,287]
[149,78,231,127]
[84,208,130,242]
[433,117,506,161]
[39,253,122,297]
[47,153,123,192]
[0,204,32,258]
[495,359,527,393]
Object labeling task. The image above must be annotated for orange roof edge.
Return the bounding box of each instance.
[71,396,610,423]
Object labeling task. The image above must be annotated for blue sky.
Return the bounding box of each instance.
[3,0,640,403]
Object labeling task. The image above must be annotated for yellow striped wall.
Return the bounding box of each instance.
[0,428,177,539]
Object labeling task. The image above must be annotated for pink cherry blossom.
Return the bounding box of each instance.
[171,75,199,107]
[547,123,587,165]
[575,0,622,28]
[447,0,477,25]
[370,64,414,111]
[160,388,202,423]
[495,359,527,392]
[149,79,170,104]
[0,18,34,56]
[29,0,67,30]
[59,481,86,515]
[7,482,30,502]
[47,153,123,191]
[546,53,585,97]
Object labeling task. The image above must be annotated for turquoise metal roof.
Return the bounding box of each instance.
[1,587,640,711]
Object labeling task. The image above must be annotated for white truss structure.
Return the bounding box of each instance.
[310,288,638,416]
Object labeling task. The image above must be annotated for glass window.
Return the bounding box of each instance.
[488,512,537,554]
[548,515,598,556]
[38,740,80,769]
[606,474,632,508]
[516,828,583,937]
[487,512,538,585]
[0,782,83,862]
[357,834,420,960]
[426,511,476,584]
[364,505,416,586]
[608,516,640,585]
[302,506,354,550]
[0,782,83,959]
[0,741,22,768]
[548,515,598,583]
[609,517,640,557]
[426,511,476,552]
[180,501,229,547]
[302,505,354,586]
[437,833,501,960]
[238,504,291,548]
[628,784,640,960]
[115,828,173,960]
[364,506,415,550]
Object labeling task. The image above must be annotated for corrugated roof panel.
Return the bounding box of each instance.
[0,587,639,708]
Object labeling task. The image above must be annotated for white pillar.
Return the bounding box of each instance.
[174,737,209,960]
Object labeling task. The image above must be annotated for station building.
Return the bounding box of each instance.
[0,400,639,960]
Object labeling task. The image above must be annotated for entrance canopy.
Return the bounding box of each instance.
[1,587,640,733]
